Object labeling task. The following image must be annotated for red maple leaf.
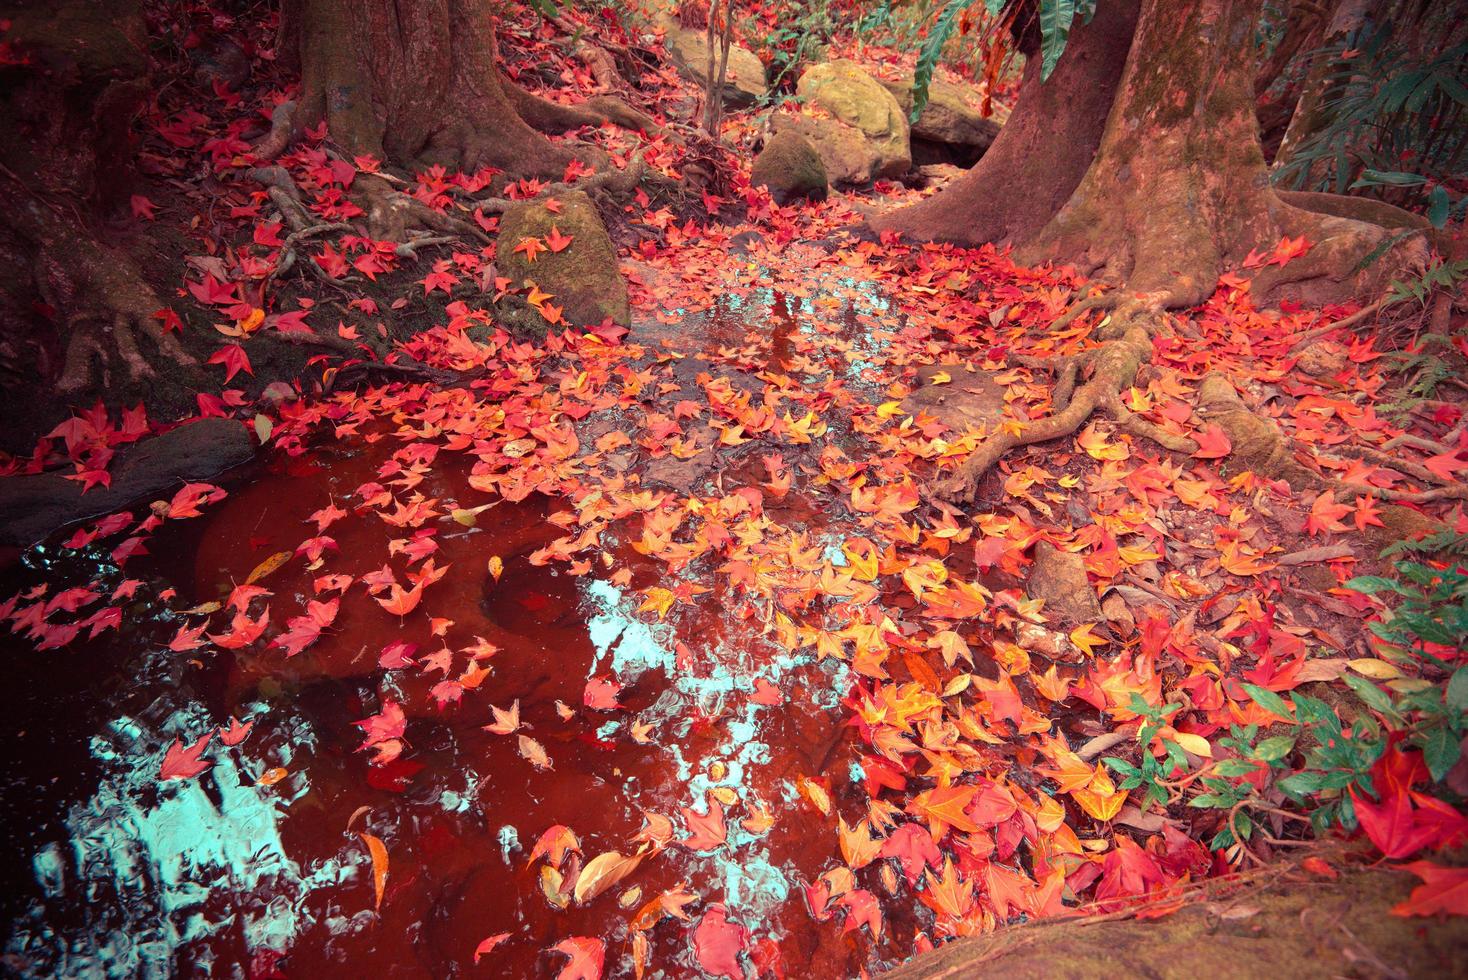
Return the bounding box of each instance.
[473,933,511,964]
[513,236,547,263]
[693,904,748,979]
[583,677,622,710]
[153,308,183,334]
[355,702,405,747]
[168,622,207,651]
[1268,234,1311,267]
[751,678,783,705]
[549,936,603,980]
[1392,861,1468,917]
[545,225,574,253]
[835,889,883,940]
[1191,424,1232,459]
[218,716,254,746]
[272,598,339,657]
[681,795,727,850]
[160,731,213,781]
[422,268,458,295]
[1424,452,1466,482]
[1351,785,1441,859]
[880,827,939,886]
[207,343,253,382]
[1305,491,1352,537]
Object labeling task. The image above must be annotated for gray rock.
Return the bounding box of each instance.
[498,190,629,330]
[900,364,1006,433]
[881,77,1000,166]
[1027,541,1103,625]
[773,60,910,184]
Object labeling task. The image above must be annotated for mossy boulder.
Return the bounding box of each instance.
[750,131,828,205]
[658,18,767,109]
[887,867,1468,980]
[774,60,910,184]
[880,76,1000,166]
[497,191,628,331]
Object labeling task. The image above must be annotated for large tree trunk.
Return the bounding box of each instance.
[288,0,579,178]
[932,0,1423,505]
[870,0,1140,246]
[270,0,651,182]
[1016,0,1411,309]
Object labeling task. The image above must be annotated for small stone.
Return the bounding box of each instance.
[1027,541,1103,625]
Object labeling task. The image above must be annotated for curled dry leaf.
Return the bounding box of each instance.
[572,849,644,905]
[474,932,511,964]
[519,734,552,770]
[358,832,388,911]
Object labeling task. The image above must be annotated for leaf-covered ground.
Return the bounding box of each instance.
[2,4,1466,978]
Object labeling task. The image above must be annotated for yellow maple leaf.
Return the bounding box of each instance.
[1068,623,1107,656]
[638,587,675,619]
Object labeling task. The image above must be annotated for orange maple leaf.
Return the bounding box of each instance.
[908,784,980,837]
[513,236,547,262]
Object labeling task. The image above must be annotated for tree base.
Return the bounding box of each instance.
[14,194,194,394]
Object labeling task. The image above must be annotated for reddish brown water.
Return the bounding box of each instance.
[0,437,908,978]
[1,257,957,979]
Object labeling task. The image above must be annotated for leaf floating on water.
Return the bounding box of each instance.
[549,936,604,980]
[528,824,581,868]
[680,793,727,851]
[159,731,213,781]
[473,932,511,964]
[631,810,674,850]
[692,904,747,980]
[358,832,388,911]
[519,734,552,770]
[541,865,571,910]
[483,699,520,735]
[452,502,494,526]
[218,715,254,746]
[256,767,288,786]
[572,849,643,904]
[245,550,292,585]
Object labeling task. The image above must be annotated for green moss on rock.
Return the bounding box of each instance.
[750,131,828,205]
[497,190,629,331]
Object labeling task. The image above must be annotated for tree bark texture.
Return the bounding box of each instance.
[870,0,1140,247]
[1017,0,1410,307]
[287,0,592,179]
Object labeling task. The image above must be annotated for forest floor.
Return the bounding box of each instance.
[2,5,1466,980]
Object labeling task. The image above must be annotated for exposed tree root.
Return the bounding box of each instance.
[13,192,194,394]
[503,79,656,136]
[471,150,661,214]
[244,165,484,287]
[935,287,1465,525]
[1195,375,1467,509]
[935,295,1165,503]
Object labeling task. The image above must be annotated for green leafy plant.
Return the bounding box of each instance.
[1103,694,1187,808]
[1350,534,1468,666]
[909,0,1092,122]
[1274,20,1468,216]
[1187,537,1468,850]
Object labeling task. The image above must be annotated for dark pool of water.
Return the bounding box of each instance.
[0,436,911,979]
